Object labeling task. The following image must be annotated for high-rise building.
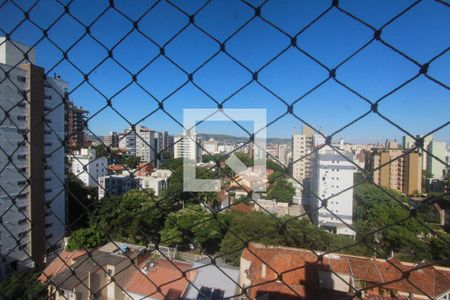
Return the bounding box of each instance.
[66,100,87,149]
[427,141,447,179]
[311,146,356,237]
[174,131,201,163]
[0,38,65,276]
[403,135,433,171]
[277,144,289,166]
[367,145,422,195]
[291,126,315,183]
[68,148,108,188]
[118,126,169,167]
[104,131,119,148]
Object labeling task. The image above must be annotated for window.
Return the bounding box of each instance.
[45,234,53,239]
[17,154,27,160]
[17,193,27,199]
[16,115,26,121]
[17,141,26,147]
[18,219,27,225]
[44,177,52,182]
[45,188,52,193]
[18,231,27,239]
[45,95,52,100]
[18,206,27,212]
[18,243,27,250]
[17,102,26,108]
[44,142,52,147]
[18,181,27,186]
[17,76,26,82]
[45,223,52,228]
[45,130,51,135]
[44,106,51,111]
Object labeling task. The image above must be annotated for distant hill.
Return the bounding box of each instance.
[198,133,290,144]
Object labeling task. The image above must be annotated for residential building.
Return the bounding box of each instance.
[104,131,119,148]
[125,259,195,300]
[118,126,169,167]
[98,173,137,199]
[66,100,88,149]
[403,134,433,170]
[183,257,240,300]
[0,37,66,276]
[173,131,201,163]
[201,138,219,155]
[367,145,423,195]
[43,242,149,300]
[427,141,447,179]
[118,129,136,156]
[277,144,289,166]
[311,145,356,237]
[136,169,172,196]
[68,148,107,187]
[240,243,450,300]
[291,126,316,187]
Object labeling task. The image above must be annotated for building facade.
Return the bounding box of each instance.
[311,145,355,237]
[368,146,422,195]
[173,131,201,163]
[403,134,433,171]
[104,131,119,148]
[427,141,447,179]
[66,100,87,149]
[69,148,107,188]
[0,38,66,276]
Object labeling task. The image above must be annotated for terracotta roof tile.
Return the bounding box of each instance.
[38,250,87,283]
[241,243,450,300]
[126,259,195,299]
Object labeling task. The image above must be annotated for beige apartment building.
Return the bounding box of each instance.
[291,125,315,183]
[367,147,422,195]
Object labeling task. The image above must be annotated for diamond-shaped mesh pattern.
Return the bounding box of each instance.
[0,0,449,299]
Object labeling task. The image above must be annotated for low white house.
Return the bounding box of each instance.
[136,169,172,196]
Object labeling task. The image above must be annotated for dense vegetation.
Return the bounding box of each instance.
[66,157,450,268]
[0,271,46,299]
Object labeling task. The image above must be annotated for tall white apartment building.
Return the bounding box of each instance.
[0,38,65,276]
[69,148,107,187]
[119,126,167,167]
[277,144,289,166]
[174,131,201,163]
[311,145,355,237]
[403,135,433,171]
[427,141,447,179]
[118,129,136,156]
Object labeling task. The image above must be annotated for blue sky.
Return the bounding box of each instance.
[1,0,449,143]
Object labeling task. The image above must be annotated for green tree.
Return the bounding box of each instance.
[218,211,358,265]
[66,226,106,250]
[91,190,176,244]
[267,178,295,203]
[67,173,98,230]
[0,271,46,299]
[160,205,225,253]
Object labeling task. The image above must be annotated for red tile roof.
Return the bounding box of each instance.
[126,259,196,299]
[38,250,87,283]
[241,243,450,300]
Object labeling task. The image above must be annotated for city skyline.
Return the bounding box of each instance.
[0,0,448,142]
